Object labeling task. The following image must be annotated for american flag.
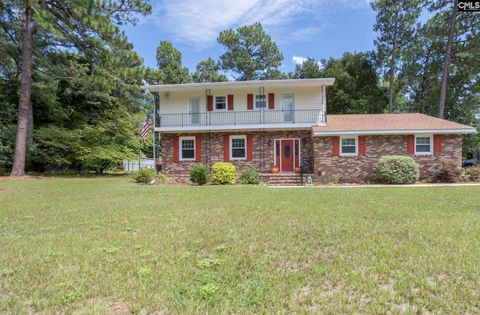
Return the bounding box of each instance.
[139,118,152,140]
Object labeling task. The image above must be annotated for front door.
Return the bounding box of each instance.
[281,140,294,172]
[189,96,201,125]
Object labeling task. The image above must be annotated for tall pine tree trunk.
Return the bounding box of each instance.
[388,54,395,112]
[438,0,458,119]
[10,3,34,176]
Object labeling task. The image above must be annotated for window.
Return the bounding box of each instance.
[215,96,226,110]
[180,137,195,161]
[340,136,357,156]
[230,135,246,160]
[415,135,432,155]
[255,94,266,109]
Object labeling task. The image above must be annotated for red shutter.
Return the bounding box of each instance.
[195,135,202,162]
[332,136,340,156]
[207,95,213,111]
[247,94,254,110]
[268,93,275,109]
[434,135,442,155]
[247,134,253,161]
[359,136,366,156]
[173,135,179,162]
[407,135,415,155]
[227,94,234,111]
[223,135,229,161]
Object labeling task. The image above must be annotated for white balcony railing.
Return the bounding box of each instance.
[155,109,325,128]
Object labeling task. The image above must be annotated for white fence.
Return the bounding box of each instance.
[123,159,155,172]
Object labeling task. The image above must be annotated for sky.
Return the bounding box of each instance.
[122,0,376,74]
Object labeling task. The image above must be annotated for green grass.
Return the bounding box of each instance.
[1,177,479,314]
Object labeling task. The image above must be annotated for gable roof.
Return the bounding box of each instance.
[312,113,476,136]
[143,78,335,92]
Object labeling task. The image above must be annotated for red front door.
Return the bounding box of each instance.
[281,140,294,172]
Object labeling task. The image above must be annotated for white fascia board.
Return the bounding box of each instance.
[154,123,322,133]
[143,78,335,92]
[313,128,477,136]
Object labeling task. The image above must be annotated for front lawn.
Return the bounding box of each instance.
[1,177,479,314]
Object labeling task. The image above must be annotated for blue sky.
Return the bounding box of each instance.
[122,0,376,74]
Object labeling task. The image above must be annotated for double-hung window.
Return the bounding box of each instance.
[215,96,226,110]
[255,94,266,109]
[340,136,357,156]
[415,135,432,155]
[180,136,195,161]
[230,135,247,160]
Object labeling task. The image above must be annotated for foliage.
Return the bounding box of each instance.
[463,166,480,182]
[377,156,420,184]
[291,58,323,79]
[218,22,284,80]
[239,168,260,185]
[189,164,209,185]
[321,52,388,113]
[211,162,237,185]
[371,0,421,112]
[318,175,340,185]
[154,41,191,84]
[133,168,156,184]
[192,58,228,83]
[434,158,463,183]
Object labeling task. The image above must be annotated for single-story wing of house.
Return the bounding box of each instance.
[144,78,476,184]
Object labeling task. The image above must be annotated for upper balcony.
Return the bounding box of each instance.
[154,108,325,131]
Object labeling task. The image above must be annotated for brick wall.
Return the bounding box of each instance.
[313,134,463,183]
[160,130,313,177]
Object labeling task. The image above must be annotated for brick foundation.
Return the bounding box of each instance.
[313,135,462,183]
[160,131,463,184]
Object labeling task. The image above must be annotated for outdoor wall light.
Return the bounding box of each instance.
[267,139,272,146]
[205,89,211,96]
[302,138,307,146]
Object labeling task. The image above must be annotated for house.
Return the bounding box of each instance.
[144,78,476,184]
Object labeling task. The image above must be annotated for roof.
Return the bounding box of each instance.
[143,78,335,92]
[312,113,476,136]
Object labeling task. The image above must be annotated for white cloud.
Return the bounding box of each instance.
[146,0,363,49]
[292,55,308,65]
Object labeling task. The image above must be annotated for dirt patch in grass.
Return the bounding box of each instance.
[0,175,56,181]
[0,188,12,193]
[109,299,131,314]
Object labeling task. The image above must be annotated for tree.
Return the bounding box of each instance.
[320,52,388,114]
[217,22,284,81]
[372,0,421,112]
[192,58,228,83]
[1,0,151,176]
[155,41,191,84]
[291,58,323,79]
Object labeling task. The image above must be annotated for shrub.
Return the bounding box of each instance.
[434,159,462,182]
[132,168,156,184]
[377,156,419,184]
[239,168,260,185]
[463,165,480,182]
[190,164,209,185]
[211,162,237,185]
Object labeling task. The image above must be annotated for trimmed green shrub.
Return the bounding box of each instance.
[211,162,237,185]
[463,165,480,182]
[133,168,156,184]
[377,156,419,184]
[190,164,209,185]
[239,168,260,185]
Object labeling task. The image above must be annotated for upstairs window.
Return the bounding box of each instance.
[215,96,226,110]
[340,137,357,156]
[255,94,266,109]
[180,137,195,161]
[230,135,247,160]
[415,135,432,155]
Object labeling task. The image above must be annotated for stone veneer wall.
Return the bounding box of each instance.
[312,134,463,183]
[160,130,313,177]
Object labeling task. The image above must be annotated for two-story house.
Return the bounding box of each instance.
[144,78,475,184]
